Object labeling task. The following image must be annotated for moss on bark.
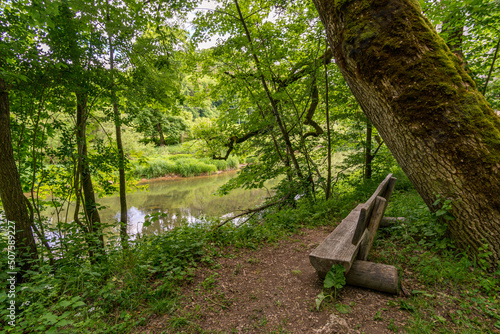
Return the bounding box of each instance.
[314,0,500,266]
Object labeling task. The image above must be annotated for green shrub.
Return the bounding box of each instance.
[131,154,240,179]
[173,158,217,177]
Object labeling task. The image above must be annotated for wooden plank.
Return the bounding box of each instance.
[357,196,387,260]
[351,207,367,245]
[346,260,399,294]
[381,177,397,201]
[351,174,394,245]
[364,173,393,208]
[309,204,366,278]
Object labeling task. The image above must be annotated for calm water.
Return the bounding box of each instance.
[48,171,271,237]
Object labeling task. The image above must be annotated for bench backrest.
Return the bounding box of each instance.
[351,174,397,245]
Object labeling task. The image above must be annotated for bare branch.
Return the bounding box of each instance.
[216,196,289,228]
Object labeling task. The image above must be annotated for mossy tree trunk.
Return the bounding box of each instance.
[0,76,39,281]
[313,0,500,266]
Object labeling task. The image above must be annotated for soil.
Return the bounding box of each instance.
[137,226,411,333]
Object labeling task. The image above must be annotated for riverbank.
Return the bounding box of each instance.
[136,168,240,184]
[4,182,499,333]
[132,154,240,179]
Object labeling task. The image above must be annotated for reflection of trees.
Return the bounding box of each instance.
[91,172,275,236]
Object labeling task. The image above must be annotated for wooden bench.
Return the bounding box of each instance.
[309,174,399,294]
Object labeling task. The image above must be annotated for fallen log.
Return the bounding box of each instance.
[380,217,407,227]
[346,260,399,294]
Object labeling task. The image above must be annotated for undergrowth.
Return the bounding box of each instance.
[1,173,498,333]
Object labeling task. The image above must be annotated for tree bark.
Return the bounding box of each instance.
[324,49,332,199]
[0,76,39,281]
[156,123,165,146]
[109,35,129,249]
[313,0,500,266]
[76,92,106,261]
[364,120,373,180]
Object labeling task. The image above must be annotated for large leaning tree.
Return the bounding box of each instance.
[313,0,500,266]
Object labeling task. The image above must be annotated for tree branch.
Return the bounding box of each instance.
[216,196,289,228]
[303,83,324,139]
[212,128,270,160]
[483,37,500,95]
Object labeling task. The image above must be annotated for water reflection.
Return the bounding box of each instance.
[48,171,271,237]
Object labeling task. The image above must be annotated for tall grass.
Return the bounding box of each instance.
[132,155,240,179]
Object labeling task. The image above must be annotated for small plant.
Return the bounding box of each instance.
[233,263,242,276]
[387,319,398,332]
[432,195,455,222]
[315,264,346,311]
[202,273,219,290]
[335,303,352,314]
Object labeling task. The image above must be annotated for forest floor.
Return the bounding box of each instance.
[134,226,416,333]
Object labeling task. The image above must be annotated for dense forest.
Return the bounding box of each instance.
[1,0,499,332]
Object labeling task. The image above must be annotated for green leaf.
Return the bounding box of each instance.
[41,313,59,325]
[71,301,86,308]
[335,303,352,314]
[56,319,73,327]
[324,264,346,290]
[58,300,72,308]
[399,301,416,312]
[315,291,326,311]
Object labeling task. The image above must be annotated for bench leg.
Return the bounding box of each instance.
[346,260,399,294]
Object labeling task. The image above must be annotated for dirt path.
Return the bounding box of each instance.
[140,226,409,333]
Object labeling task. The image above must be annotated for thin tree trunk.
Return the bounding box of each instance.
[483,37,500,96]
[314,0,500,266]
[156,123,165,147]
[324,47,332,199]
[234,0,303,180]
[108,36,129,249]
[0,76,39,282]
[365,120,373,180]
[75,92,106,261]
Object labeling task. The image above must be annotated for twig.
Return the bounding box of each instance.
[483,37,500,95]
[216,197,288,228]
[205,296,228,310]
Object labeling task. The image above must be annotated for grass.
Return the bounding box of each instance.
[132,154,240,178]
[368,187,500,333]
[1,173,499,333]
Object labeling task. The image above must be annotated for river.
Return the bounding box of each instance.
[47,171,271,238]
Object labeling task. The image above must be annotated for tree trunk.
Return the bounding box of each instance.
[313,0,500,266]
[109,36,129,249]
[156,123,165,146]
[324,50,332,199]
[234,0,304,180]
[0,76,39,281]
[75,92,106,261]
[364,120,373,180]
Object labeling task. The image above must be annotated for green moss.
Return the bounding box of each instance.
[334,0,351,11]
[337,0,500,169]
